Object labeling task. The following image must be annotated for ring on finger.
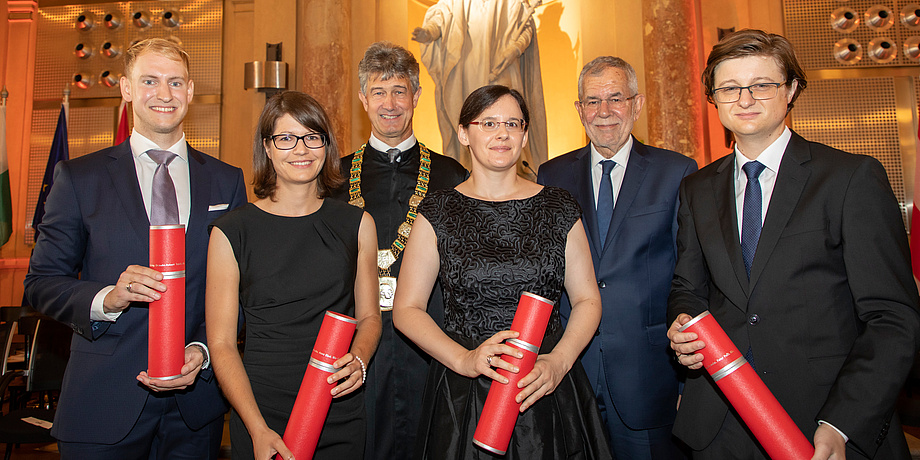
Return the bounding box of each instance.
[126,282,134,293]
[486,355,493,366]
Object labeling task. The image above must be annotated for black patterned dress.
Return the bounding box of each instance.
[415,187,612,459]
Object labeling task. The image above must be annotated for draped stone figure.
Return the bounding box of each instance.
[412,0,548,171]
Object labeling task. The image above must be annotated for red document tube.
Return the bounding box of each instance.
[278,311,357,460]
[679,311,815,460]
[148,225,186,380]
[473,292,554,455]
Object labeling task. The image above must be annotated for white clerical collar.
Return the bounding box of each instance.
[368,133,417,154]
[130,130,189,162]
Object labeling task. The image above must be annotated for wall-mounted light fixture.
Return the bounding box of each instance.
[101,42,121,59]
[161,9,181,28]
[904,36,920,61]
[831,7,859,33]
[833,39,863,64]
[74,43,94,59]
[132,10,152,28]
[100,70,120,88]
[103,12,122,29]
[865,5,895,30]
[867,37,897,63]
[73,73,94,89]
[76,12,95,31]
[902,4,920,29]
[244,43,288,99]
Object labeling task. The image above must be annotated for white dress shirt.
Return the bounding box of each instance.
[590,136,633,209]
[733,127,790,240]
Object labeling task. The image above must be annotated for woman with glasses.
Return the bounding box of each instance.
[206,91,381,460]
[393,85,611,459]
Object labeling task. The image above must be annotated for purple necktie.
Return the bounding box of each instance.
[147,149,179,226]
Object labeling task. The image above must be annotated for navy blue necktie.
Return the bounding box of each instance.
[597,160,616,247]
[741,161,766,278]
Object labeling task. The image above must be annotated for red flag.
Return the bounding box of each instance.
[115,100,129,145]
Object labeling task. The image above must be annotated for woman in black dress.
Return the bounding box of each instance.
[393,85,611,459]
[207,91,381,460]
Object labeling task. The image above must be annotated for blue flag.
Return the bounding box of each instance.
[32,105,69,241]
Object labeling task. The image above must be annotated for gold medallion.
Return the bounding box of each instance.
[409,194,423,208]
[398,222,413,238]
[349,197,365,208]
[378,276,397,311]
[377,249,396,270]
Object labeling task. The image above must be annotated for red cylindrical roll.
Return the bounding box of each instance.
[679,311,815,460]
[473,291,554,455]
[279,311,357,460]
[148,225,186,379]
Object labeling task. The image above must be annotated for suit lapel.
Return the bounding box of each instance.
[187,146,210,233]
[571,146,602,259]
[711,154,751,302]
[748,134,811,288]
[106,142,150,246]
[601,140,649,257]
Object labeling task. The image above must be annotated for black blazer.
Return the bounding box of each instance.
[25,140,247,443]
[668,131,920,458]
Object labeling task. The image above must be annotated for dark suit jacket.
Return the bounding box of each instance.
[24,140,247,444]
[668,131,920,458]
[537,138,697,429]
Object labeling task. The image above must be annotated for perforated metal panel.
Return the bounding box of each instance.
[785,0,920,69]
[35,1,223,99]
[792,77,909,226]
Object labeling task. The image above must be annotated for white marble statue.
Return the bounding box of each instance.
[412,0,548,171]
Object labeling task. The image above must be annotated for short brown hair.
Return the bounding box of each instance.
[124,38,190,79]
[358,41,420,95]
[252,91,343,200]
[702,29,807,112]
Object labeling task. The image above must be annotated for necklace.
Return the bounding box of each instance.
[348,143,432,310]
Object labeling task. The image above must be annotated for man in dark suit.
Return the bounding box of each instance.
[24,38,246,458]
[331,42,467,460]
[538,56,697,459]
[667,29,920,459]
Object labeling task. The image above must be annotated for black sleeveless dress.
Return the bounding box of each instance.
[415,187,612,459]
[211,200,366,460]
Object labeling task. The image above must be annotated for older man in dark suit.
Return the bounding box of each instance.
[667,29,920,459]
[25,38,246,459]
[538,56,697,459]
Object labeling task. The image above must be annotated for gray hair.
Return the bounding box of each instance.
[357,41,421,95]
[577,56,639,100]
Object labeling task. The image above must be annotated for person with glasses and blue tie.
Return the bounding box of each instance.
[667,29,919,460]
[207,91,381,460]
[537,56,698,459]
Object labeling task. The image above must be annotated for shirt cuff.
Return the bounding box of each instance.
[186,341,210,369]
[817,420,849,443]
[90,286,122,322]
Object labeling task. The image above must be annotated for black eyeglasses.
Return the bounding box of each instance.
[268,133,327,150]
[578,95,638,113]
[711,82,786,103]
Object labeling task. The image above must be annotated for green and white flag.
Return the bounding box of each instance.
[0,98,11,246]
